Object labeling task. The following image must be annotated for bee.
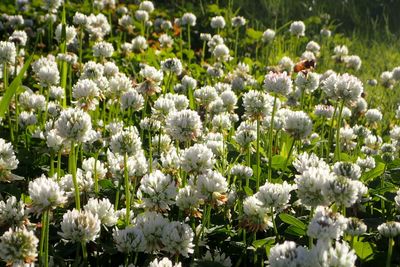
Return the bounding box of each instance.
[293,59,316,74]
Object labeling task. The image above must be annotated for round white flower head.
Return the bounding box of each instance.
[295,71,320,93]
[333,162,361,180]
[213,44,231,61]
[307,206,348,240]
[196,170,228,205]
[284,110,313,139]
[345,55,362,71]
[241,195,271,232]
[138,170,177,211]
[279,56,294,73]
[181,13,196,26]
[28,175,67,213]
[166,109,202,142]
[289,21,305,36]
[269,241,309,267]
[323,175,367,207]
[180,144,215,174]
[263,71,293,96]
[306,41,320,54]
[139,1,154,13]
[365,108,382,123]
[161,58,183,75]
[161,221,194,257]
[231,16,246,27]
[201,250,232,267]
[256,181,295,209]
[0,226,39,266]
[377,221,400,238]
[121,89,144,111]
[159,34,174,48]
[323,73,363,103]
[395,189,400,211]
[83,198,117,227]
[176,185,201,214]
[132,35,148,51]
[0,41,16,65]
[211,16,226,29]
[262,29,275,43]
[0,138,19,181]
[59,209,101,243]
[9,30,28,46]
[295,167,333,207]
[149,257,182,267]
[55,24,76,45]
[110,126,142,155]
[242,90,275,120]
[36,64,60,87]
[320,28,332,37]
[72,79,100,110]
[134,211,169,252]
[56,108,92,143]
[135,10,149,22]
[314,104,335,118]
[113,226,144,253]
[345,217,367,236]
[0,196,25,227]
[93,41,114,58]
[310,240,357,267]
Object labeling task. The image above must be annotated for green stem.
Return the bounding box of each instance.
[256,119,261,190]
[268,96,277,182]
[81,241,88,265]
[44,210,49,267]
[386,237,393,267]
[327,102,338,159]
[124,153,130,226]
[335,100,345,161]
[70,141,81,210]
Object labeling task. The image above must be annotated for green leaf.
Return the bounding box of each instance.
[353,240,375,261]
[271,155,287,170]
[246,28,263,39]
[279,213,307,230]
[361,162,385,182]
[0,54,34,119]
[243,186,253,196]
[99,179,114,189]
[252,237,275,249]
[285,225,306,236]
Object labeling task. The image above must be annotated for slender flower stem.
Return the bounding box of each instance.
[44,210,49,267]
[70,141,81,210]
[327,102,338,158]
[256,119,261,190]
[81,241,88,265]
[271,208,279,240]
[278,138,296,180]
[335,100,345,161]
[386,237,393,267]
[124,152,130,226]
[268,95,278,182]
[57,149,62,180]
[308,207,315,248]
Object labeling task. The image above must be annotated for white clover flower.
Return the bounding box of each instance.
[0,41,16,65]
[180,144,214,174]
[323,175,367,207]
[345,217,367,236]
[36,64,60,87]
[263,71,293,96]
[269,241,309,267]
[55,24,76,45]
[159,34,174,48]
[161,221,194,257]
[60,169,94,196]
[181,13,196,26]
[233,120,257,147]
[365,108,382,123]
[93,41,114,58]
[241,195,271,232]
[28,175,66,213]
[295,72,320,93]
[134,211,169,252]
[196,170,228,205]
[73,12,87,26]
[80,61,104,80]
[307,206,348,240]
[0,226,38,266]
[82,157,107,179]
[320,28,332,37]
[310,240,357,267]
[131,35,148,51]
[231,16,246,27]
[314,104,334,118]
[0,138,19,182]
[345,55,362,71]
[166,109,202,143]
[289,21,305,36]
[72,79,100,110]
[149,257,182,267]
[55,108,92,143]
[84,198,117,227]
[138,170,177,211]
[59,209,101,243]
[176,185,201,213]
[356,156,375,172]
[332,162,361,180]
[293,152,329,174]
[295,167,333,207]
[243,90,275,120]
[213,44,231,61]
[262,29,275,43]
[135,10,149,22]
[0,196,25,227]
[121,89,144,111]
[306,41,320,54]
[113,226,144,253]
[201,250,232,267]
[110,126,142,155]
[323,73,364,103]
[18,111,37,128]
[9,30,28,46]
[256,181,295,209]
[279,56,294,73]
[139,0,154,13]
[161,58,183,75]
[211,16,226,29]
[378,221,400,238]
[339,127,357,151]
[284,110,313,139]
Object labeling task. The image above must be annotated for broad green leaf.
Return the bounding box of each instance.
[99,179,114,189]
[243,186,253,196]
[353,240,375,261]
[252,237,275,249]
[246,28,263,39]
[361,162,385,182]
[0,54,34,119]
[285,225,306,236]
[271,155,287,170]
[279,213,307,230]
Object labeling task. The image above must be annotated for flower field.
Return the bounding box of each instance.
[0,0,400,266]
